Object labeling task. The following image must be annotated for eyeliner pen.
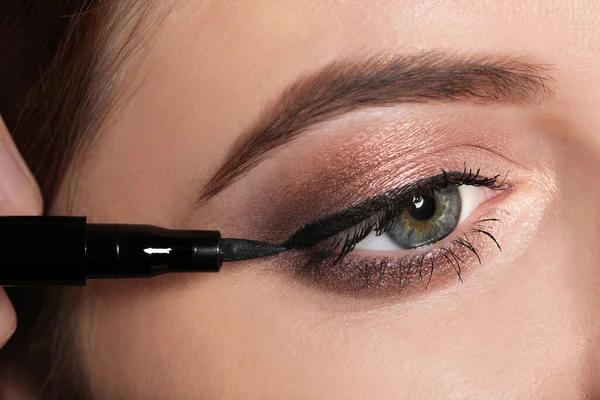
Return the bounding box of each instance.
[0,216,286,286]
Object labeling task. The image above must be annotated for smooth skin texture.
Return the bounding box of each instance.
[39,0,600,398]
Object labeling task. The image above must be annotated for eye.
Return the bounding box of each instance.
[282,169,506,260]
[281,169,508,294]
[353,185,489,251]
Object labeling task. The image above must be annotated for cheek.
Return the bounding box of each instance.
[77,269,331,398]
[76,209,585,400]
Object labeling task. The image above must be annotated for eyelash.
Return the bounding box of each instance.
[283,168,510,292]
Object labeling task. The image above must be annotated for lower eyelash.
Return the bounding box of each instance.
[291,216,502,295]
[283,168,508,265]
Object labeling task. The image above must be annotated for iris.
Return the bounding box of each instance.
[387,186,461,248]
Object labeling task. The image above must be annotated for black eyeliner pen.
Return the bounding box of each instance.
[0,216,286,286]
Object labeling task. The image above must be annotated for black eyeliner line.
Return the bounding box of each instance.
[282,169,506,251]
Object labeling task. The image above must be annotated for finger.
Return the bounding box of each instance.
[0,115,43,215]
[0,289,15,346]
[0,115,44,346]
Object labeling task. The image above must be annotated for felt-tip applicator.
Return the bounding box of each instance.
[0,216,286,286]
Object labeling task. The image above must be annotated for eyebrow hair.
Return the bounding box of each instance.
[200,51,553,201]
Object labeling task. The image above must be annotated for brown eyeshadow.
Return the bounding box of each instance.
[272,212,504,298]
[209,105,525,252]
[248,120,508,244]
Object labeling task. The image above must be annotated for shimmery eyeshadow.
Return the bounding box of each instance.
[276,214,503,297]
[230,107,521,245]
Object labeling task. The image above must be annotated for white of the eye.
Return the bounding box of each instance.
[353,185,488,252]
[456,184,486,225]
[352,229,402,251]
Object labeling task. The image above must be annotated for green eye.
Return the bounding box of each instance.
[386,186,461,249]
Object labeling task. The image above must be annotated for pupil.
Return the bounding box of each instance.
[409,194,436,220]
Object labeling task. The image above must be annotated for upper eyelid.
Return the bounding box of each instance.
[281,169,506,250]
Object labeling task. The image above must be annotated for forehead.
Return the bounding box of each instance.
[168,0,591,45]
[142,0,589,110]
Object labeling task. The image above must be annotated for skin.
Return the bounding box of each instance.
[15,0,600,398]
[0,117,43,397]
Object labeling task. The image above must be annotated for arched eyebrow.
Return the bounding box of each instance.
[200,51,554,202]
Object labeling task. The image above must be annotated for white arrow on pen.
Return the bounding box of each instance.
[143,248,173,255]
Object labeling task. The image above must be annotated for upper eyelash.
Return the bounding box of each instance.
[281,167,509,265]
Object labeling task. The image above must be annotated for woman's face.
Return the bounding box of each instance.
[53,1,600,398]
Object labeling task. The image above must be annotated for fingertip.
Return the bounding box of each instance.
[0,289,16,347]
[0,116,44,216]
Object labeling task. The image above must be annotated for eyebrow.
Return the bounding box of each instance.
[200,51,553,201]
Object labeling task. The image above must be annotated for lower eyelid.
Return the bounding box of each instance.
[292,212,504,297]
[348,212,498,260]
[291,193,508,297]
[281,169,517,297]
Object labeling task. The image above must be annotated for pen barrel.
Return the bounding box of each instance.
[86,225,222,278]
[0,216,86,285]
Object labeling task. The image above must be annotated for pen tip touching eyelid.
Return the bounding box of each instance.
[221,238,288,262]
